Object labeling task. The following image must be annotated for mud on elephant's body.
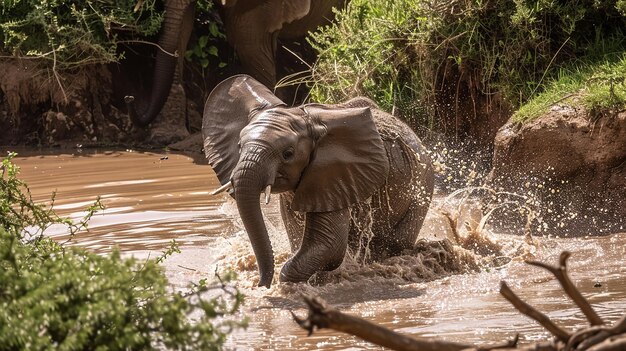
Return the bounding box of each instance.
[202,75,434,287]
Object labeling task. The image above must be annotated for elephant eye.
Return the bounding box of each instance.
[282,148,294,161]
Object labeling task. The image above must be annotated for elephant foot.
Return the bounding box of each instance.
[279,252,344,284]
[148,83,189,145]
[279,259,314,283]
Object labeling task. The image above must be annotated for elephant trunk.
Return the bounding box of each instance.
[232,145,276,288]
[125,1,194,127]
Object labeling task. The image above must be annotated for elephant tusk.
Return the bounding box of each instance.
[264,185,271,204]
[211,181,233,195]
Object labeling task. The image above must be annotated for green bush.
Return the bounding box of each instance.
[308,0,626,127]
[308,1,429,126]
[0,152,246,350]
[185,0,227,70]
[0,0,163,68]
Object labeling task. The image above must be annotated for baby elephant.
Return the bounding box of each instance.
[203,75,434,287]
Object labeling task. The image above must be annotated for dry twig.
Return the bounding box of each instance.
[292,252,624,351]
[526,251,603,326]
[292,295,472,351]
[499,281,570,342]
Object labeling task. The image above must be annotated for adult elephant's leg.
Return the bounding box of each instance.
[225,12,279,88]
[279,209,350,283]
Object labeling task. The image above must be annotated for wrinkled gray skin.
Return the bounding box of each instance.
[126,0,345,127]
[203,75,434,287]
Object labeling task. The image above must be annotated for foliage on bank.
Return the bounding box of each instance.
[0,0,227,71]
[0,0,163,69]
[0,152,246,350]
[514,53,626,122]
[309,0,626,126]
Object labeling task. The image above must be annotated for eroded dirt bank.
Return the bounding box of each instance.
[0,59,198,146]
[489,107,626,235]
[0,60,130,145]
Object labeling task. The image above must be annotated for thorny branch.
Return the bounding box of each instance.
[292,252,625,351]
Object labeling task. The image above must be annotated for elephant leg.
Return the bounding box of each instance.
[232,31,279,88]
[367,200,428,260]
[388,201,430,255]
[279,193,305,252]
[279,209,350,283]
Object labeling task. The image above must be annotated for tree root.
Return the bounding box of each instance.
[292,251,625,351]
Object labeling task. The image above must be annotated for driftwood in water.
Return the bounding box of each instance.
[292,251,626,351]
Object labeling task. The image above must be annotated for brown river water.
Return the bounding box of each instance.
[7,148,626,350]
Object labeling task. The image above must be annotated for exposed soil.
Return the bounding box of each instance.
[0,57,201,147]
[432,68,513,148]
[0,59,132,146]
[489,104,626,235]
[0,35,316,148]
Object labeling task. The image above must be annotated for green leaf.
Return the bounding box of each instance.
[208,45,218,57]
[209,22,219,37]
[198,35,209,48]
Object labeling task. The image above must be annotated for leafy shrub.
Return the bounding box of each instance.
[308,0,626,128]
[0,0,163,69]
[185,0,227,70]
[0,152,246,350]
[308,1,429,126]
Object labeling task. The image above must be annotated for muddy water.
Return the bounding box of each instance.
[10,148,626,350]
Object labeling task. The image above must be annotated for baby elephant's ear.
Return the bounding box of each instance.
[291,105,389,212]
[202,75,285,185]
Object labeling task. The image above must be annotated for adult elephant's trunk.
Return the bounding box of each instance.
[232,145,276,288]
[125,0,194,127]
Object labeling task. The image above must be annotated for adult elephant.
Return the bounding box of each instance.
[125,0,345,128]
[203,75,435,287]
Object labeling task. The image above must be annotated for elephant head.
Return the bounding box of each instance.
[202,75,389,287]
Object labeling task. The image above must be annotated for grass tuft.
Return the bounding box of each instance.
[514,54,626,122]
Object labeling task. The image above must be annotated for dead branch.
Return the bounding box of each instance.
[292,295,473,351]
[584,334,626,351]
[609,315,626,334]
[499,282,570,342]
[292,252,624,351]
[566,326,606,350]
[475,334,519,350]
[571,316,626,351]
[526,251,603,326]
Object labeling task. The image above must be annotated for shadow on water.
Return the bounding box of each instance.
[8,147,626,350]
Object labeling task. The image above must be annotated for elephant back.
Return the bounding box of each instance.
[371,108,430,160]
